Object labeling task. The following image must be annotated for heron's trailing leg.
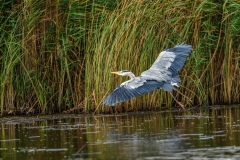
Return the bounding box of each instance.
[174,89,193,104]
[169,92,185,110]
[114,107,118,115]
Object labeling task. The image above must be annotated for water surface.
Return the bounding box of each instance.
[1,106,240,159]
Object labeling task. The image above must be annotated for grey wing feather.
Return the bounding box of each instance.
[103,77,163,106]
[150,43,192,75]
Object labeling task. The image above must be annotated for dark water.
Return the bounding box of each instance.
[1,106,240,160]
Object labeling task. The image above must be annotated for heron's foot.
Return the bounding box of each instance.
[177,101,186,110]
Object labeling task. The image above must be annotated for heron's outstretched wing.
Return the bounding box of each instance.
[150,43,192,75]
[103,77,163,106]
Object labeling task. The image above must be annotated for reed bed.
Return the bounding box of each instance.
[0,0,239,116]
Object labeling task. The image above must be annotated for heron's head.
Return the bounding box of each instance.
[111,70,136,79]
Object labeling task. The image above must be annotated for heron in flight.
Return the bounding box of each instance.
[103,43,192,108]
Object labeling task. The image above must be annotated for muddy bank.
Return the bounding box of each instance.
[1,104,239,124]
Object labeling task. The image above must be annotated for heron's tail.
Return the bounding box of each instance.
[171,75,181,87]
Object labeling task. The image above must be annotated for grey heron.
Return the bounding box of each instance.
[103,43,192,108]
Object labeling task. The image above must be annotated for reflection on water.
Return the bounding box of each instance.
[1,106,240,159]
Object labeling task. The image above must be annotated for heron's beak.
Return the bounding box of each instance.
[111,71,119,75]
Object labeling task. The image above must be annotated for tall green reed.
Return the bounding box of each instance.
[0,0,240,115]
[86,0,195,113]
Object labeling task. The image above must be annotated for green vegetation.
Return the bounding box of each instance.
[0,0,239,115]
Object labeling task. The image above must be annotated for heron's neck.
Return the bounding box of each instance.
[127,72,136,79]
